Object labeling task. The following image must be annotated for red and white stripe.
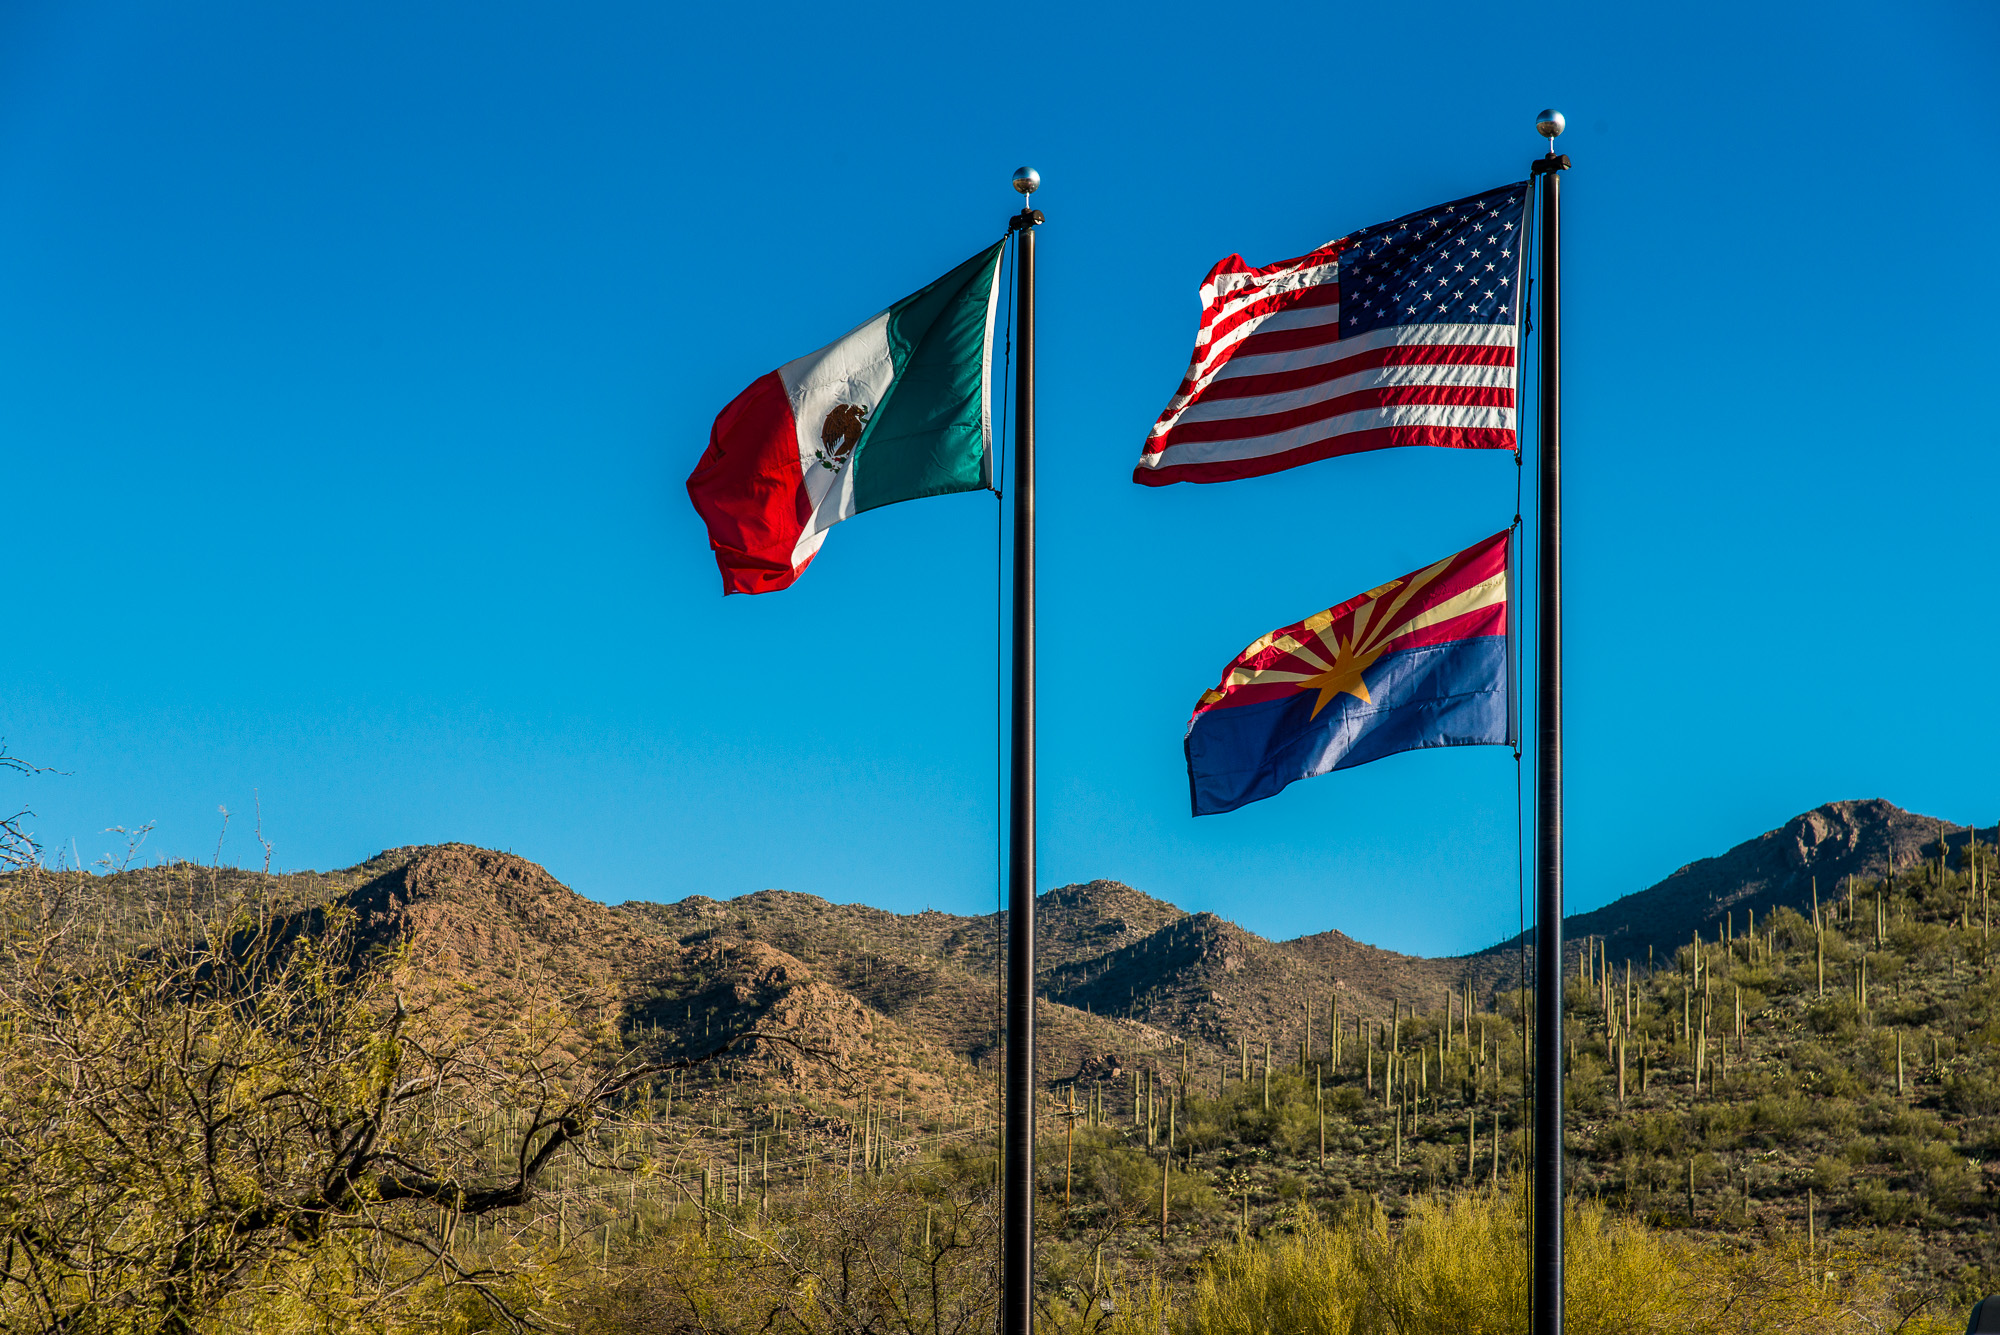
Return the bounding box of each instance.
[1133,239,1517,486]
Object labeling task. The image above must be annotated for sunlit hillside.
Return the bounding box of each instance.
[1,800,1993,1332]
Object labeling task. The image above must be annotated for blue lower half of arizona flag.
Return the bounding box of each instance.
[1185,531,1511,816]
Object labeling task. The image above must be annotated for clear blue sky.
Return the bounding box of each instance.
[4,1,1994,956]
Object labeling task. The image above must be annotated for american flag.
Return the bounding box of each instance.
[1134,183,1529,486]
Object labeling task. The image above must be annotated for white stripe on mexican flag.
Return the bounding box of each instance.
[688,241,1007,594]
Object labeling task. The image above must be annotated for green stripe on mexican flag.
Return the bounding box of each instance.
[688,240,1008,594]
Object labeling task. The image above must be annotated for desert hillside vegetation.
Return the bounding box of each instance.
[1,799,1995,1332]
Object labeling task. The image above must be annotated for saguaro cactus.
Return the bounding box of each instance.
[1695,1009,1707,1095]
[1317,1073,1325,1168]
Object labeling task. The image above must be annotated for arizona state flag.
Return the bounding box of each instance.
[1186,530,1511,815]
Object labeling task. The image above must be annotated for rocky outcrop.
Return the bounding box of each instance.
[1478,800,1996,968]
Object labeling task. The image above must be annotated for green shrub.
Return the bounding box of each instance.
[1889,922,1946,958]
[1769,907,1815,950]
[1187,1191,1685,1335]
[1866,950,1904,987]
[1188,1201,1372,1335]
[1599,1113,1687,1159]
[1805,997,1863,1036]
[1069,1132,1217,1217]
[1745,1093,1811,1143]
[1881,1106,1954,1141]
[1923,1160,1979,1212]
[1731,973,1775,999]
[1567,1052,1608,1116]
[1885,1137,1961,1183]
[1691,1103,1750,1149]
[1182,1188,1953,1335]
[1850,1179,1925,1226]
[1944,1071,2000,1115]
[1807,1096,1861,1137]
[1810,1154,1851,1193]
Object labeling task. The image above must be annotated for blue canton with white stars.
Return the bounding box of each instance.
[1338,183,1528,339]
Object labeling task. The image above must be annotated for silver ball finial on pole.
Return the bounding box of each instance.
[1012,166,1041,196]
[1535,108,1566,141]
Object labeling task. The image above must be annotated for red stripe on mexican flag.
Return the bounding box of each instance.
[687,241,1007,594]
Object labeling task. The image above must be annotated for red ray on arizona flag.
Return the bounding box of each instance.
[1185,530,1512,815]
[1135,184,1528,486]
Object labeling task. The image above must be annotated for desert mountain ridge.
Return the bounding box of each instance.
[61,795,1979,1101]
[41,797,1987,1100]
[608,797,1992,1070]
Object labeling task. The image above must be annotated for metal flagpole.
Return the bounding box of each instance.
[1003,165,1043,1335]
[1530,109,1569,1335]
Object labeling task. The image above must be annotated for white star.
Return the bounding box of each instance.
[1503,221,1516,231]
[1498,276,1510,286]
[1423,264,1434,273]
[1406,306,1418,315]
[1348,316,1359,325]
[1485,263,1496,272]
[1454,263,1465,272]
[1501,249,1512,259]
[1453,290,1465,299]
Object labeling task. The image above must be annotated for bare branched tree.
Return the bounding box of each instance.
[0,743,52,873]
[0,865,822,1334]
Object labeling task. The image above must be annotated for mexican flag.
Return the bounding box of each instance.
[688,240,1008,594]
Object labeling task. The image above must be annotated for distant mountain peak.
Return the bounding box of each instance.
[1481,798,1994,965]
[336,843,658,991]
